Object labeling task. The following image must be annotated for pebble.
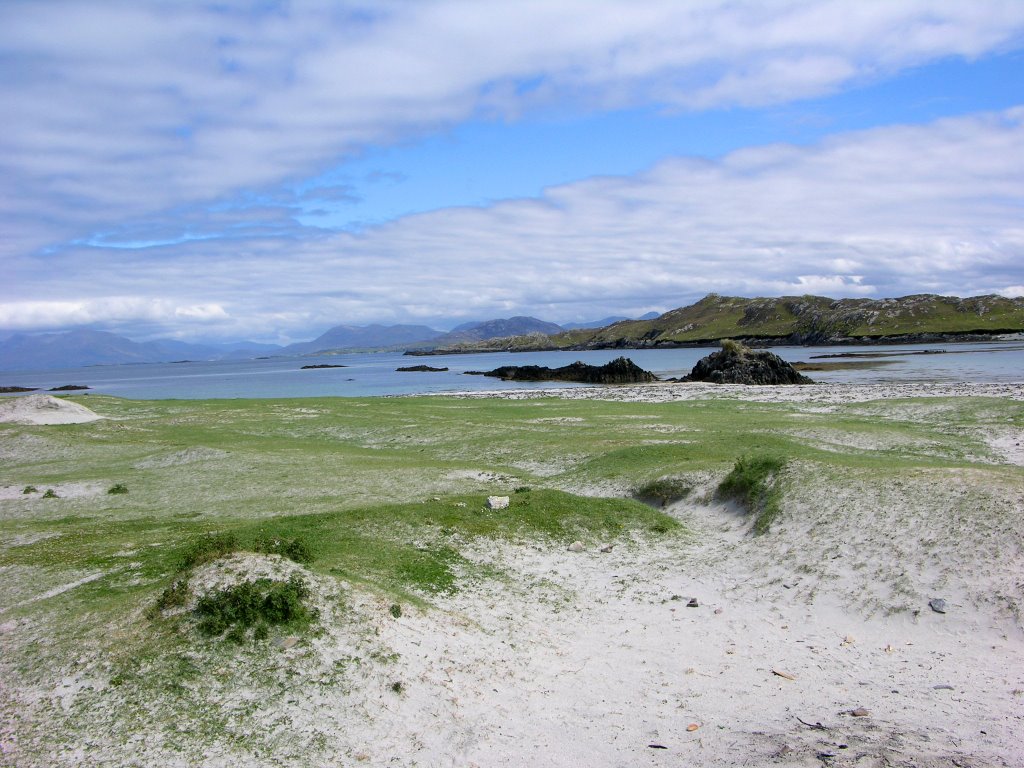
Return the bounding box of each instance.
[486,496,510,510]
[929,598,947,614]
[567,541,585,552]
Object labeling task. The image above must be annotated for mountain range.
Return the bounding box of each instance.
[0,314,629,371]
[3,295,1021,372]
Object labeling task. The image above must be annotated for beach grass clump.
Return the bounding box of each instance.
[193,574,315,642]
[253,533,315,564]
[717,454,787,535]
[22,485,38,494]
[634,476,693,507]
[107,483,129,494]
[177,532,240,571]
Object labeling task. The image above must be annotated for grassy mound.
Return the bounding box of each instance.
[716,454,787,535]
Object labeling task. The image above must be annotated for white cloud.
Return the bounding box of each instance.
[3,1,1024,260]
[5,108,1021,340]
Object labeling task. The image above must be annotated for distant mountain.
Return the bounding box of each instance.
[0,329,281,371]
[281,324,443,355]
[432,316,564,345]
[561,312,661,330]
[411,294,1024,354]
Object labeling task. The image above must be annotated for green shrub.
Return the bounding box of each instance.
[152,579,191,613]
[22,485,37,495]
[253,534,314,564]
[42,489,58,499]
[634,477,692,507]
[107,483,129,495]
[177,532,239,571]
[716,454,787,535]
[193,574,316,641]
[389,603,402,618]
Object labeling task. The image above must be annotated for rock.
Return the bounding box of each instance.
[396,365,449,372]
[686,598,699,608]
[567,540,585,552]
[682,340,814,385]
[686,723,700,732]
[275,636,299,649]
[928,598,947,614]
[486,496,510,510]
[468,356,658,384]
[599,543,614,553]
[300,364,347,369]
[850,707,870,717]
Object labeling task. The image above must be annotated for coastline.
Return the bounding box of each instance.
[430,379,1024,403]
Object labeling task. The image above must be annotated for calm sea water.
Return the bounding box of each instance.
[3,342,1022,400]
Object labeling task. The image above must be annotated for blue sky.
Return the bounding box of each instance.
[2,1,1024,343]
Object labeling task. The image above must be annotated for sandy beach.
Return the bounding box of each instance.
[1,383,1021,767]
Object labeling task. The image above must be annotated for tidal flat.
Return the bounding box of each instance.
[1,383,1022,767]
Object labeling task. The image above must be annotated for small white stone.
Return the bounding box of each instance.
[486,496,510,510]
[567,541,585,552]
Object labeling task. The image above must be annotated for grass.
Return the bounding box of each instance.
[0,389,1021,764]
[716,454,787,535]
[634,476,693,507]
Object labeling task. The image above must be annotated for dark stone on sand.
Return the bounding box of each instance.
[681,341,814,385]
[928,598,947,614]
[466,356,658,384]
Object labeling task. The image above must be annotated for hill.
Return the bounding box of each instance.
[281,324,443,355]
[413,294,1024,354]
[430,316,564,346]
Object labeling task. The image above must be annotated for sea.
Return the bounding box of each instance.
[2,342,1023,400]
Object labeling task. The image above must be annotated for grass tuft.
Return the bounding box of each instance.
[634,476,693,507]
[253,534,315,564]
[107,483,129,495]
[717,454,787,535]
[177,533,240,571]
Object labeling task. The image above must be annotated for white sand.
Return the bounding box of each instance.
[0,394,102,425]
[4,382,1022,767]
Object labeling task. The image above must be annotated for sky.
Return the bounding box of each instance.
[2,1,1024,344]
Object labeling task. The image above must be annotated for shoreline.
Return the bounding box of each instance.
[427,379,1024,404]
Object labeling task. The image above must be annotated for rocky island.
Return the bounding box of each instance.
[466,356,657,384]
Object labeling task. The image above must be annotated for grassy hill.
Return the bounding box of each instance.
[416,293,1024,354]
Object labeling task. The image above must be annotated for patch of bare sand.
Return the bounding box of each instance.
[0,394,102,425]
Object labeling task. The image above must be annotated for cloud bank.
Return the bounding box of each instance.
[6,108,1023,339]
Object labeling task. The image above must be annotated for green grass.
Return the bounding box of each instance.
[1,389,1022,765]
[716,454,787,535]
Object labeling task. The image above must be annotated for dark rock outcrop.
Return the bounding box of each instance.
[300,364,347,369]
[682,341,813,385]
[467,356,658,384]
[396,365,449,372]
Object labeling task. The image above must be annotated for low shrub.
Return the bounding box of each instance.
[193,574,316,641]
[42,489,58,499]
[22,485,37,494]
[389,603,402,618]
[107,483,129,495]
[253,534,314,564]
[152,578,191,613]
[716,454,787,535]
[177,532,239,571]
